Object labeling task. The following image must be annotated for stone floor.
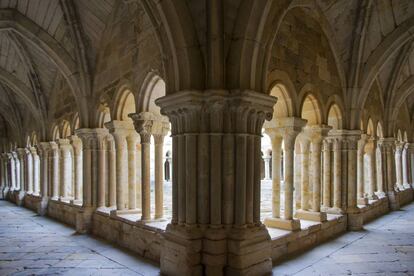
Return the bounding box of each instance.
[273,202,414,275]
[0,200,160,276]
[1,200,414,275]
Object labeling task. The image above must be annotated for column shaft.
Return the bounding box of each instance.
[333,139,341,209]
[154,135,165,219]
[322,140,331,208]
[311,141,322,212]
[141,136,151,221]
[271,137,282,218]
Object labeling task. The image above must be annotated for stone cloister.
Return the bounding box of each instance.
[0,1,414,275]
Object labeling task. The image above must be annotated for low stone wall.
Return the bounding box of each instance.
[399,188,414,206]
[23,194,41,213]
[47,200,78,227]
[360,197,389,224]
[91,212,162,263]
[271,215,347,263]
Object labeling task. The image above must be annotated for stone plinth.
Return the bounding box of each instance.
[295,209,327,222]
[264,217,301,231]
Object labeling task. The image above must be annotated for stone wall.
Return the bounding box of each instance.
[271,215,347,263]
[47,200,77,227]
[91,213,162,263]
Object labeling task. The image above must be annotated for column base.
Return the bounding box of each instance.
[264,217,301,231]
[367,194,378,200]
[295,209,327,222]
[347,208,363,231]
[357,197,369,205]
[375,191,386,198]
[75,207,95,234]
[325,207,344,215]
[226,225,272,275]
[160,224,203,276]
[70,199,83,206]
[16,190,26,206]
[403,183,411,189]
[110,208,140,217]
[37,197,49,216]
[387,191,400,210]
[58,197,72,204]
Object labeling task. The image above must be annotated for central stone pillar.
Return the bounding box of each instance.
[152,90,276,275]
[296,125,331,222]
[264,117,306,230]
[75,128,109,233]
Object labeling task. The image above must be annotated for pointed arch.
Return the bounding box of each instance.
[300,92,322,126]
[327,103,343,130]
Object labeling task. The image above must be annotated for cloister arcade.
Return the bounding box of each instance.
[1,1,414,275]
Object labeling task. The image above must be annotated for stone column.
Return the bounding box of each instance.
[38,142,50,215]
[14,151,20,192]
[127,132,139,210]
[70,136,83,204]
[30,147,40,196]
[263,156,271,180]
[97,137,107,209]
[365,138,378,200]
[395,142,404,190]
[296,125,330,222]
[326,130,348,214]
[130,113,154,221]
[357,135,368,204]
[322,139,331,209]
[107,136,116,208]
[409,144,414,188]
[376,143,385,197]
[49,142,60,200]
[152,90,276,275]
[58,139,73,201]
[25,148,33,195]
[153,123,170,219]
[402,144,410,189]
[380,138,399,210]
[264,129,282,219]
[11,152,17,192]
[0,154,7,198]
[105,121,133,213]
[75,128,109,233]
[264,117,305,230]
[332,138,342,211]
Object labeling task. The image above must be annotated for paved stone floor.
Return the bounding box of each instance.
[1,200,414,275]
[0,200,160,276]
[273,202,414,275]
